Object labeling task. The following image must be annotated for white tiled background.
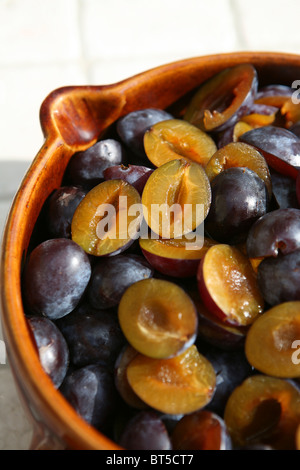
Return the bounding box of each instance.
[0,0,299,450]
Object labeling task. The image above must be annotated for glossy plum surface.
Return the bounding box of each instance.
[205,167,268,245]
[56,303,125,368]
[60,364,118,435]
[257,249,300,305]
[240,126,300,179]
[116,108,173,159]
[23,238,91,320]
[119,411,172,450]
[103,164,153,194]
[65,139,126,190]
[27,316,69,388]
[197,342,254,416]
[87,254,153,310]
[47,186,87,239]
[246,208,300,259]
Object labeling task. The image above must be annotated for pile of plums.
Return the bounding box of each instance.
[22,64,300,450]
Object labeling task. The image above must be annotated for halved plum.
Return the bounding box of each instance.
[118,278,198,359]
[184,64,258,132]
[143,119,217,167]
[126,345,216,415]
[139,235,217,278]
[171,410,232,450]
[245,301,300,378]
[205,142,272,198]
[224,375,300,450]
[141,158,211,239]
[71,179,141,256]
[240,125,300,179]
[197,244,264,327]
[194,296,246,351]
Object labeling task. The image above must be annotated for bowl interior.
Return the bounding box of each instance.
[1,51,300,450]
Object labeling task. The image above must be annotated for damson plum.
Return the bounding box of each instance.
[27,316,69,388]
[246,208,300,259]
[142,158,211,239]
[240,126,300,179]
[119,411,172,450]
[139,236,217,278]
[290,121,300,138]
[56,303,125,368]
[245,302,300,378]
[196,343,253,416]
[257,250,300,306]
[71,179,141,257]
[297,170,300,205]
[114,345,147,409]
[87,254,153,310]
[270,169,299,209]
[204,167,268,245]
[224,375,300,450]
[22,239,91,320]
[197,244,264,327]
[103,164,153,194]
[64,139,126,190]
[116,108,174,159]
[171,410,232,450]
[126,345,216,415]
[184,64,258,132]
[60,364,118,434]
[47,186,87,238]
[143,119,217,167]
[118,278,198,359]
[205,142,272,198]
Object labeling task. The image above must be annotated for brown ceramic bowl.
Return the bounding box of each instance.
[1,52,300,450]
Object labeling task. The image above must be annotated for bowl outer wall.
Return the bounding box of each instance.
[1,52,300,450]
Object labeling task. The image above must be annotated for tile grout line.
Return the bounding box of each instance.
[228,0,248,50]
